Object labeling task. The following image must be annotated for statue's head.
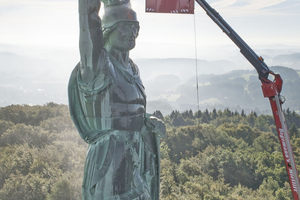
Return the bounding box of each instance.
[102,1,139,51]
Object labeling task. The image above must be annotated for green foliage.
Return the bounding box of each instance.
[160,108,300,199]
[0,104,299,199]
[289,123,300,138]
[284,108,300,128]
[0,172,47,200]
[0,124,50,147]
[47,179,73,200]
[0,120,14,137]
[0,103,69,126]
[0,104,86,200]
[46,172,82,200]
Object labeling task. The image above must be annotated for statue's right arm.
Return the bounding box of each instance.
[78,0,104,83]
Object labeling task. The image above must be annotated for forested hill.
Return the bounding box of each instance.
[0,104,300,199]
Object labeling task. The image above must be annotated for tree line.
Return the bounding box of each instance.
[0,104,299,199]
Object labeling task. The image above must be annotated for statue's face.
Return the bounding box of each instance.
[108,21,139,51]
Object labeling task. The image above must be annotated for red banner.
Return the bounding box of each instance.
[146,0,194,14]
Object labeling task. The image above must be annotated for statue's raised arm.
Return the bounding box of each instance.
[78,0,103,83]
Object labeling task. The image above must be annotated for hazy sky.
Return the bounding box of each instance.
[1,0,300,60]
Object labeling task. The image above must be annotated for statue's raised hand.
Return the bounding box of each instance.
[78,0,101,14]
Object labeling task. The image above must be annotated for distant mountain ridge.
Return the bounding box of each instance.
[143,66,300,115]
[1,51,300,115]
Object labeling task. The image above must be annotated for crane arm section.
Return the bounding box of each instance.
[195,0,269,81]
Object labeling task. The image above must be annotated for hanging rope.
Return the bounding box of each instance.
[193,9,200,114]
[193,9,205,199]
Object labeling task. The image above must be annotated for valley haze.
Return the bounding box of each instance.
[1,43,300,116]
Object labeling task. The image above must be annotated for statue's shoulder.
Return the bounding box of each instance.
[69,50,113,93]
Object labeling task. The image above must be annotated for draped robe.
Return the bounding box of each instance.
[68,50,161,200]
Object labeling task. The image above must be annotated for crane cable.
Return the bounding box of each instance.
[193,8,205,200]
[193,8,200,115]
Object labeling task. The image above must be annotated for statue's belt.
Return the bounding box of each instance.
[84,113,145,132]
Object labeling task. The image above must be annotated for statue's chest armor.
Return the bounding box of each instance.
[80,65,146,131]
[109,76,145,116]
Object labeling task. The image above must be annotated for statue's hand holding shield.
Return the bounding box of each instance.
[144,114,166,138]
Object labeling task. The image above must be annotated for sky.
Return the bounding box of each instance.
[1,0,300,60]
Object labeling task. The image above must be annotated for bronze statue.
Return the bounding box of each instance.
[68,0,166,199]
